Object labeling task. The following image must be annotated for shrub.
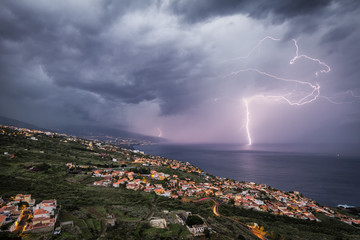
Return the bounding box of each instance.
[186,215,204,227]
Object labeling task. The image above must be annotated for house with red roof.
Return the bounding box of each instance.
[353,219,360,225]
[14,194,35,206]
[0,214,6,227]
[34,200,57,215]
[0,205,17,215]
[33,208,50,219]
[32,216,54,226]
[26,199,58,233]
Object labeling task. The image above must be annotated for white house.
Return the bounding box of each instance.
[34,200,57,215]
[187,224,206,236]
[150,218,167,228]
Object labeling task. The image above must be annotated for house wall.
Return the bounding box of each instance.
[26,225,54,233]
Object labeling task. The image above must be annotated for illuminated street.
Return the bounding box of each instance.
[196,197,268,240]
[14,209,31,234]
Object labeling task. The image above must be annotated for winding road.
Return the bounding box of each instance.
[196,197,268,240]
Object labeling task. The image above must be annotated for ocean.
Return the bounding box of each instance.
[135,143,360,207]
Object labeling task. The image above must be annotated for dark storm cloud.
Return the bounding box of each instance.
[0,0,210,121]
[321,25,355,44]
[169,0,360,40]
[44,36,208,114]
[168,0,334,24]
[1,0,360,143]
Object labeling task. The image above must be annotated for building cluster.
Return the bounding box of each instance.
[25,199,58,233]
[0,194,58,233]
[0,124,55,138]
[88,155,360,226]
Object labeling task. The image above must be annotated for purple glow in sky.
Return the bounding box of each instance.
[1,0,360,145]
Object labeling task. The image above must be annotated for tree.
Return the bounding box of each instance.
[237,234,246,240]
[204,228,211,238]
[36,162,51,171]
[186,215,204,227]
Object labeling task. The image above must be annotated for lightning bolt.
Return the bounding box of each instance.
[321,90,360,104]
[231,36,281,61]
[349,90,360,98]
[219,37,359,145]
[320,96,347,105]
[244,99,252,145]
[290,39,331,76]
[228,68,321,106]
[157,128,162,137]
[229,37,332,145]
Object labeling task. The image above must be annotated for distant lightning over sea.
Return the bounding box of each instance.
[157,128,162,137]
[244,99,252,145]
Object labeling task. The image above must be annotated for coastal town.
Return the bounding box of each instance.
[1,124,360,239]
[82,155,360,226]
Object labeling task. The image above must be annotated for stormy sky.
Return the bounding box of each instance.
[1,0,360,144]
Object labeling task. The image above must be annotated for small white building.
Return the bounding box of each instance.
[186,214,208,237]
[254,199,264,205]
[150,218,167,228]
[187,224,206,236]
[34,200,57,215]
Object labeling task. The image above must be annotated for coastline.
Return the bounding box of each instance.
[135,143,360,207]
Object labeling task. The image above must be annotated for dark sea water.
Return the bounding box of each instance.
[136,143,360,207]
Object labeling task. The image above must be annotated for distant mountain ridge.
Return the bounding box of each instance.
[0,115,163,144]
[60,125,163,143]
[0,115,48,131]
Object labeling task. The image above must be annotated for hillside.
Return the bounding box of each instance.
[0,115,47,131]
[0,125,360,240]
[0,115,164,145]
[59,124,164,144]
